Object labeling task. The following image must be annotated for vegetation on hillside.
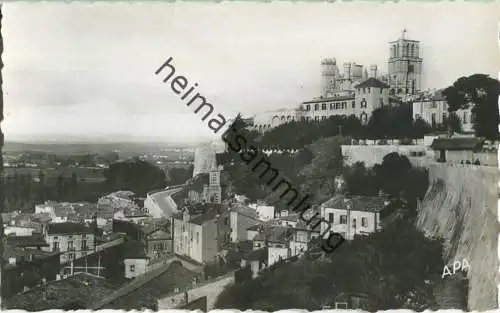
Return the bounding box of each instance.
[215,218,444,311]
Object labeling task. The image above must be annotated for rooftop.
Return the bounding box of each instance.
[354,77,390,89]
[430,137,485,151]
[93,261,200,310]
[6,234,49,248]
[46,222,93,235]
[5,273,123,310]
[322,195,387,213]
[243,247,268,262]
[253,226,293,244]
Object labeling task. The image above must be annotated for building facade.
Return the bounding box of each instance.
[387,29,423,95]
[172,210,219,264]
[42,222,95,264]
[319,195,386,240]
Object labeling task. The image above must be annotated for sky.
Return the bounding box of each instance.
[2,2,499,143]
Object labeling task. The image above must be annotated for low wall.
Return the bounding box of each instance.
[341,145,433,167]
[416,163,500,310]
[157,271,235,310]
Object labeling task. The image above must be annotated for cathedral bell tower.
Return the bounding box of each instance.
[387,29,423,95]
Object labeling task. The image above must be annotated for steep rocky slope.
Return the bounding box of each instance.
[416,164,500,310]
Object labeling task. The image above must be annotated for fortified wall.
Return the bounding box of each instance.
[341,144,433,167]
[416,163,500,310]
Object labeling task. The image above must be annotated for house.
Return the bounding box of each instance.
[6,234,49,250]
[42,222,96,264]
[229,203,260,243]
[113,209,151,224]
[320,195,386,240]
[92,261,200,310]
[430,136,494,165]
[143,226,173,260]
[4,272,123,310]
[2,243,61,299]
[250,225,291,267]
[276,213,299,228]
[98,191,138,210]
[172,207,219,264]
[144,189,179,219]
[332,292,369,310]
[289,220,321,257]
[248,204,275,221]
[240,247,268,278]
[122,241,149,279]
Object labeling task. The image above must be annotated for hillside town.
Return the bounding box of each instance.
[2,3,499,311]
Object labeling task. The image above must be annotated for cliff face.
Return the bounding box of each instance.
[416,163,500,310]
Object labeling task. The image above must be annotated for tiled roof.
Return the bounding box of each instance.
[93,261,200,310]
[122,241,148,259]
[302,95,355,104]
[322,195,387,213]
[243,247,268,262]
[46,222,93,235]
[279,214,299,222]
[231,204,259,220]
[430,137,485,151]
[190,210,219,225]
[5,273,123,310]
[354,77,390,89]
[6,234,49,248]
[253,226,293,244]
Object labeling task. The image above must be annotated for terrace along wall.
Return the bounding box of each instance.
[416,163,500,310]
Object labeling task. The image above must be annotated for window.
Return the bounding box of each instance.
[431,113,436,126]
[314,103,319,110]
[306,104,311,111]
[340,215,347,224]
[130,265,135,272]
[330,103,333,110]
[321,103,327,110]
[68,253,74,260]
[352,101,355,108]
[82,240,88,251]
[431,101,437,109]
[361,98,367,108]
[224,217,229,225]
[352,218,357,228]
[53,242,59,252]
[196,232,199,244]
[361,217,367,227]
[328,213,334,223]
[463,112,467,123]
[68,241,74,250]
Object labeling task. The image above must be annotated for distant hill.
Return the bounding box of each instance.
[3,141,200,155]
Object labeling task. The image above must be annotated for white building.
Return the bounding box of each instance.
[412,90,448,127]
[171,209,218,264]
[319,195,386,240]
[248,204,275,221]
[42,222,95,264]
[229,204,260,243]
[144,189,179,218]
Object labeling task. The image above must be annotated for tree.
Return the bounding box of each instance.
[373,153,412,198]
[443,74,500,139]
[298,136,347,203]
[103,159,167,197]
[412,118,432,138]
[446,112,462,133]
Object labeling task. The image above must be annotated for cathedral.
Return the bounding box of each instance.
[251,30,423,133]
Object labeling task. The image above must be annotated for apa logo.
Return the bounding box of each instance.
[441,259,470,278]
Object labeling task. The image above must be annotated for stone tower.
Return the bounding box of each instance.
[387,29,423,95]
[321,58,340,97]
